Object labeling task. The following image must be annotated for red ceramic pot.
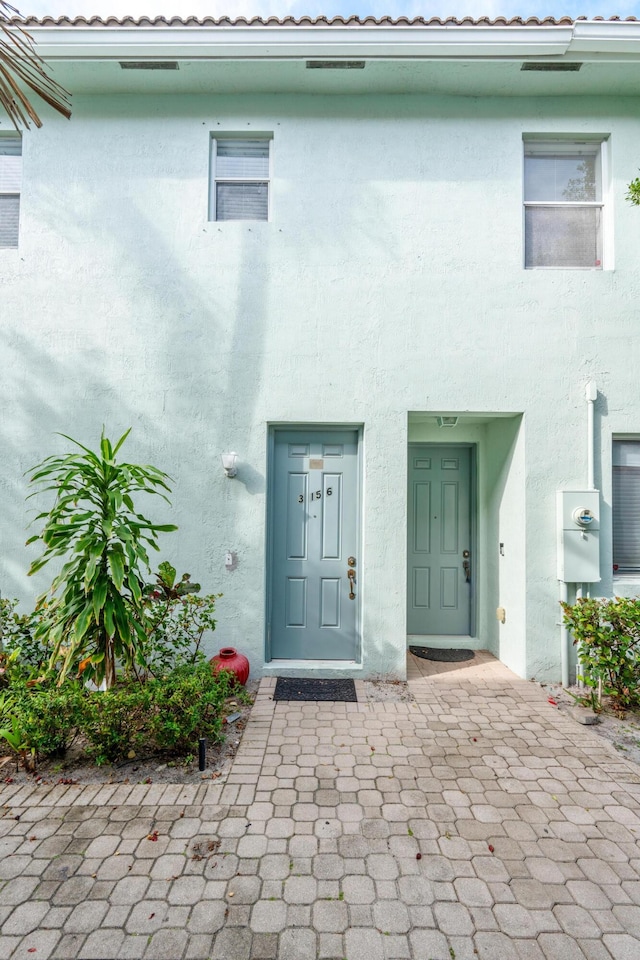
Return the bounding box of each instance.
[210,647,250,686]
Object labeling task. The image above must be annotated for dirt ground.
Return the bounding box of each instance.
[541,679,640,768]
[4,677,640,786]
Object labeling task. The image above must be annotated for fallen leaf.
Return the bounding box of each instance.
[147,831,159,842]
[148,913,155,920]
[416,853,422,860]
[488,844,495,853]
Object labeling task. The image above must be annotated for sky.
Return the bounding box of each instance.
[13,0,640,24]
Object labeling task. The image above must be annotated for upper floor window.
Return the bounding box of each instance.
[209,136,271,222]
[524,139,605,269]
[0,136,21,249]
[613,439,640,576]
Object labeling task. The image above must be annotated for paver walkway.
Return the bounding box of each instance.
[2,651,640,959]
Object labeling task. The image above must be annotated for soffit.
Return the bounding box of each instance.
[11,17,640,97]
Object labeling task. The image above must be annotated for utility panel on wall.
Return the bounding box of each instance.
[557,490,601,583]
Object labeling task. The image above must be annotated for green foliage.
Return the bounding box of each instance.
[141,565,221,677]
[81,683,154,764]
[0,664,240,768]
[561,596,640,709]
[626,176,640,207]
[26,428,177,688]
[11,682,86,757]
[81,664,236,764]
[148,663,235,751]
[0,597,52,674]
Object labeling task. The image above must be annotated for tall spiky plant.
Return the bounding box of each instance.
[27,430,177,688]
[0,2,71,129]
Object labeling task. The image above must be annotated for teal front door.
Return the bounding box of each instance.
[407,444,473,636]
[269,430,360,660]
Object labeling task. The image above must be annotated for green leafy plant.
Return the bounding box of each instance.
[626,175,640,207]
[561,596,640,709]
[0,597,52,673]
[26,429,177,688]
[141,562,221,677]
[81,664,239,763]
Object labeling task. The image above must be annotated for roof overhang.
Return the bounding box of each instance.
[10,18,640,98]
[23,23,628,62]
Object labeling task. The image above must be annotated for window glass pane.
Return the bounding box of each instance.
[613,441,640,572]
[216,140,269,179]
[524,154,599,202]
[216,182,268,221]
[525,206,601,268]
[0,194,20,248]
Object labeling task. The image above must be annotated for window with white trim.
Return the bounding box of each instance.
[209,137,271,222]
[613,439,640,575]
[0,136,21,249]
[524,140,605,269]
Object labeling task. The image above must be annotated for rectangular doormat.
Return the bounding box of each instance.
[273,677,357,702]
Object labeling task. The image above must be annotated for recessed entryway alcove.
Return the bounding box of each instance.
[407,412,526,677]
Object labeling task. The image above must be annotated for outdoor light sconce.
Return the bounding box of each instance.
[436,416,459,428]
[221,452,238,478]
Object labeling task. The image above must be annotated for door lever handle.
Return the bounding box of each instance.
[462,550,471,583]
[347,568,356,600]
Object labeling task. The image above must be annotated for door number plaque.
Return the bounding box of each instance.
[309,459,324,469]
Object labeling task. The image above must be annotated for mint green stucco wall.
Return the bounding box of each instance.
[1,92,639,681]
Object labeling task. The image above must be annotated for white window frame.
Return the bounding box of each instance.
[0,134,22,250]
[522,136,611,270]
[209,134,272,222]
[612,437,640,577]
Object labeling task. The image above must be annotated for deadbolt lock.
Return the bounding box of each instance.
[347,556,356,567]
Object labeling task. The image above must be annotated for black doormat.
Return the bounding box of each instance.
[410,646,475,663]
[274,677,357,702]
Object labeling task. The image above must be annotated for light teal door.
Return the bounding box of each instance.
[407,444,473,636]
[269,430,360,660]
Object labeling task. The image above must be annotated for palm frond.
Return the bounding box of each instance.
[0,2,71,129]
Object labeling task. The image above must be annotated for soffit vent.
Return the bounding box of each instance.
[306,60,365,69]
[521,62,582,71]
[119,61,179,70]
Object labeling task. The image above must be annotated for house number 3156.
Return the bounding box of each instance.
[298,488,332,503]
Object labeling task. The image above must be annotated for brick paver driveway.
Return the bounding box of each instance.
[2,651,640,959]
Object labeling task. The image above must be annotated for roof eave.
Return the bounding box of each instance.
[21,21,640,64]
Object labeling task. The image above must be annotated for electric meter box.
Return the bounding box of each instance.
[557,490,601,583]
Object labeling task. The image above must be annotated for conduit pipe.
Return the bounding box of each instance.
[586,380,597,490]
[560,382,598,688]
[560,580,569,688]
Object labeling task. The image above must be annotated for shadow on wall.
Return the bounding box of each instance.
[0,327,139,600]
[2,154,272,657]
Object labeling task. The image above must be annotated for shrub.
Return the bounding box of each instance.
[81,683,154,764]
[12,682,86,757]
[147,663,235,752]
[81,663,238,764]
[0,597,51,672]
[141,562,220,677]
[561,596,640,709]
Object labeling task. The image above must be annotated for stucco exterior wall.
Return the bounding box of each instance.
[2,92,639,681]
